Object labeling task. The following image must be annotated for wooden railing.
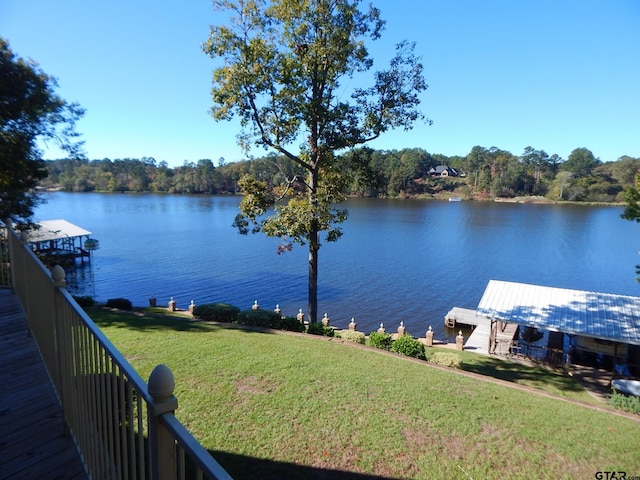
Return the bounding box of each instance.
[7,226,232,480]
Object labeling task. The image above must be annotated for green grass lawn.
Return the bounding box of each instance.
[91,308,640,479]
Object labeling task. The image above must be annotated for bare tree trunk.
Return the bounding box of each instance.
[307,167,319,323]
[308,232,318,324]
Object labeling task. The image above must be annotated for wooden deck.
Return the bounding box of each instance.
[444,307,483,328]
[0,288,87,480]
[464,316,519,355]
[444,307,519,354]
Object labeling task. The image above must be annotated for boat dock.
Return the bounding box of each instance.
[445,307,519,355]
[444,307,482,328]
[25,219,97,267]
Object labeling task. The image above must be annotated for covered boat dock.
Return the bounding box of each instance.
[474,280,640,374]
[26,219,96,267]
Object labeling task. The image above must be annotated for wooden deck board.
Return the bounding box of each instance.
[0,288,87,480]
[464,318,492,354]
[464,316,519,355]
[444,306,483,328]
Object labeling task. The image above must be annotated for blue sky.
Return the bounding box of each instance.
[2,0,638,167]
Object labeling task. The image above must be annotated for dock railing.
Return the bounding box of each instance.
[7,225,232,480]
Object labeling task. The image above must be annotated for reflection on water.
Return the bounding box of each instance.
[35,193,640,341]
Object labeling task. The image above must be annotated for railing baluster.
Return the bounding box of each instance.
[136,392,147,480]
[74,325,92,470]
[112,359,123,478]
[96,339,109,479]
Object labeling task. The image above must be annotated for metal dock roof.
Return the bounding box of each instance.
[27,219,92,243]
[476,280,640,346]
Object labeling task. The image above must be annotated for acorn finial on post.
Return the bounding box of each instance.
[147,364,178,477]
[148,364,176,403]
[51,265,66,288]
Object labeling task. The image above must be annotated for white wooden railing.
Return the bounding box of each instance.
[7,225,232,480]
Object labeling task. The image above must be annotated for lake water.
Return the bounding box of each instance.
[35,192,640,341]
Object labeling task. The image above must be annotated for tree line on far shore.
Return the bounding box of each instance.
[41,146,640,203]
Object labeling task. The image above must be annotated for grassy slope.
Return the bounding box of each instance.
[92,309,640,479]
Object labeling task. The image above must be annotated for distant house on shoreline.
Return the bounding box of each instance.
[429,165,458,177]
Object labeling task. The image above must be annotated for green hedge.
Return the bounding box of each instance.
[391,334,426,360]
[105,298,132,310]
[237,309,282,328]
[73,295,95,308]
[306,322,334,336]
[237,309,304,332]
[192,303,240,323]
[277,316,306,333]
[367,331,393,350]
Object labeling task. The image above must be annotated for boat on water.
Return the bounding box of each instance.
[448,197,462,202]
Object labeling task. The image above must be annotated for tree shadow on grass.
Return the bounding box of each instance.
[461,355,586,394]
[209,450,398,480]
[89,307,223,333]
[89,307,292,336]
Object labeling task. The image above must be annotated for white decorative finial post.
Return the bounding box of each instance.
[168,297,176,312]
[397,321,406,337]
[252,300,260,310]
[456,330,464,351]
[148,364,178,480]
[377,322,386,333]
[297,308,305,323]
[274,304,281,315]
[322,312,330,327]
[51,264,66,288]
[426,325,434,347]
[189,300,196,315]
[349,317,357,331]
